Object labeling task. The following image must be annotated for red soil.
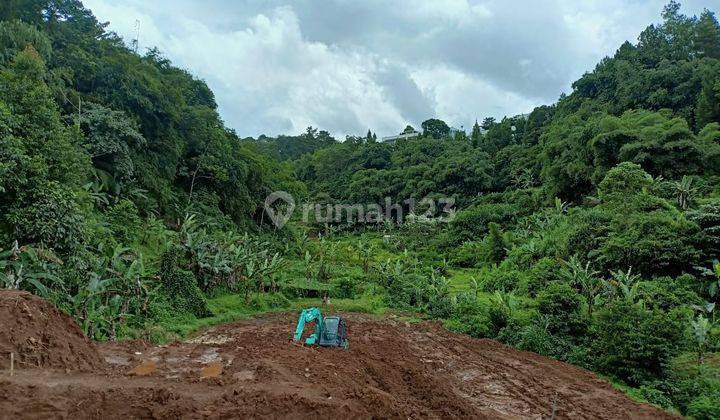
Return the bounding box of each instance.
[0,294,675,419]
[0,291,103,371]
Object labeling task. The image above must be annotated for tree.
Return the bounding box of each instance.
[78,102,146,181]
[695,9,720,58]
[471,120,482,147]
[402,125,416,134]
[0,46,89,249]
[598,162,653,201]
[421,118,450,139]
[481,117,496,131]
[0,19,51,66]
[482,222,508,264]
[537,283,587,336]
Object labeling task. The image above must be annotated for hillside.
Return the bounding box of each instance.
[1,1,720,417]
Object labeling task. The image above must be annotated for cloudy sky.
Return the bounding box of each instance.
[82,0,712,138]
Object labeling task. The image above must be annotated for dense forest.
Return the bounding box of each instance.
[1,1,720,417]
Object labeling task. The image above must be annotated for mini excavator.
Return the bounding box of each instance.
[293,307,349,349]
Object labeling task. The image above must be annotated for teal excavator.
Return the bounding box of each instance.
[293,307,349,349]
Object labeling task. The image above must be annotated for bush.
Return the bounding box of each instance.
[450,241,483,267]
[670,361,720,416]
[587,302,685,386]
[159,249,212,318]
[448,203,517,244]
[497,320,579,361]
[625,384,674,409]
[481,268,525,293]
[519,257,563,297]
[637,275,703,311]
[105,199,142,244]
[8,181,86,251]
[447,293,493,338]
[248,292,291,311]
[598,162,653,200]
[687,394,720,420]
[600,210,701,277]
[332,276,358,299]
[537,283,587,337]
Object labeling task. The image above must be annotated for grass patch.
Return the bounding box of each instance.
[447,268,484,294]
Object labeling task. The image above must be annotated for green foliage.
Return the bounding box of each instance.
[1,2,720,416]
[687,394,720,420]
[78,102,146,181]
[0,241,59,296]
[0,20,51,65]
[421,118,450,139]
[587,301,685,386]
[159,248,212,318]
[537,283,587,337]
[598,162,654,200]
[8,181,86,251]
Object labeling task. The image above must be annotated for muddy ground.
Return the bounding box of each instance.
[0,292,675,419]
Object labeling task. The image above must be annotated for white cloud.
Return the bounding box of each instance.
[80,0,711,138]
[411,65,540,128]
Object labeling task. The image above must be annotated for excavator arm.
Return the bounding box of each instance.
[293,307,325,345]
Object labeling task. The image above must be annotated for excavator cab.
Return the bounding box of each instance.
[318,316,349,349]
[293,308,349,349]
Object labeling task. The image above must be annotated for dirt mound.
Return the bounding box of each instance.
[0,290,103,371]
[0,311,676,419]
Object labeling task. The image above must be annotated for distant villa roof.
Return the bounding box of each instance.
[381,131,420,143]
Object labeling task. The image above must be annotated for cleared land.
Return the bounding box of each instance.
[0,291,674,419]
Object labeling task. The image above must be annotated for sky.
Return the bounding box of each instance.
[81,0,714,139]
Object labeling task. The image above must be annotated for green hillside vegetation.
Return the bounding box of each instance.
[1,1,720,416]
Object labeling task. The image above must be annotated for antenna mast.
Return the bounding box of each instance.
[132,19,141,53]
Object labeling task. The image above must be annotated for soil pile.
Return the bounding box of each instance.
[0,290,103,371]
[0,311,676,419]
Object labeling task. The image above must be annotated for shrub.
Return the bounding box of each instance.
[637,275,703,311]
[159,249,212,318]
[598,162,653,200]
[105,199,142,244]
[537,283,587,336]
[481,268,525,293]
[497,320,579,361]
[447,299,492,337]
[519,257,563,297]
[587,302,685,386]
[670,361,720,416]
[687,395,720,420]
[8,181,86,251]
[450,241,483,267]
[448,203,516,244]
[332,276,357,299]
[600,211,701,277]
[478,222,510,265]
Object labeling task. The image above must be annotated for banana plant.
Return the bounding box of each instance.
[605,267,643,306]
[690,314,711,365]
[0,241,59,298]
[562,255,602,316]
